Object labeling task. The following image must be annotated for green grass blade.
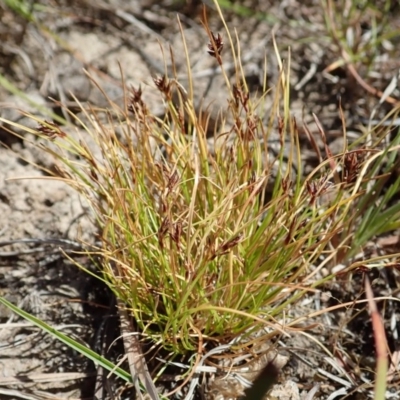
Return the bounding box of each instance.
[0,74,66,124]
[0,296,133,383]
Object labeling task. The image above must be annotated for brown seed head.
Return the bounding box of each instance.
[38,121,67,140]
[207,32,224,58]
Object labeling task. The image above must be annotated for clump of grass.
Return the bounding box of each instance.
[3,29,327,356]
[2,3,400,392]
[32,64,306,355]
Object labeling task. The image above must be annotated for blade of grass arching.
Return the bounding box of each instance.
[354,174,400,247]
[346,144,400,224]
[365,277,388,400]
[354,131,400,213]
[369,127,400,181]
[0,296,133,383]
[373,204,400,236]
[0,75,66,124]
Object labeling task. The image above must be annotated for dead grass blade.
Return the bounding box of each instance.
[365,276,388,400]
[118,300,160,400]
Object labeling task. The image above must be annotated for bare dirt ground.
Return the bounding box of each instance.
[1,1,400,399]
